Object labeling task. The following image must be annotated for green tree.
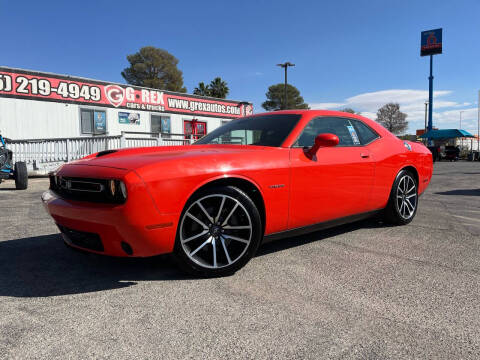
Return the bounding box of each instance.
[262,83,309,111]
[341,108,360,114]
[193,82,211,97]
[209,77,229,99]
[121,46,186,92]
[376,103,408,134]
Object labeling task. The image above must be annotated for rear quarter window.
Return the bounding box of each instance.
[351,120,379,145]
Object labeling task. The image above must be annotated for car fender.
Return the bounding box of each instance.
[180,173,266,211]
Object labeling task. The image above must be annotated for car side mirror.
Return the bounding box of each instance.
[305,133,339,159]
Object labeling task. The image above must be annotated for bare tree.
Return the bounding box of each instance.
[376,103,408,134]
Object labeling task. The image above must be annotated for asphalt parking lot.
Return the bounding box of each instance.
[0,162,479,359]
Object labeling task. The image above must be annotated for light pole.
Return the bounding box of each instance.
[276,62,295,109]
[478,90,480,156]
[424,101,428,145]
[459,110,465,150]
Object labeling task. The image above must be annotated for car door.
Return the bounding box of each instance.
[288,116,375,229]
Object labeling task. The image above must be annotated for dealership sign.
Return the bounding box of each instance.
[421,28,442,56]
[0,67,252,119]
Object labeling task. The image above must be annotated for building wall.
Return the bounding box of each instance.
[0,97,230,140]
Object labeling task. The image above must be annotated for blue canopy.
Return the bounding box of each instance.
[419,129,475,139]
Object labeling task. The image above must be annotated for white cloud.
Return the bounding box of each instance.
[310,102,346,109]
[309,89,478,133]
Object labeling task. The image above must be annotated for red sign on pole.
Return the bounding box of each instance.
[421,28,442,56]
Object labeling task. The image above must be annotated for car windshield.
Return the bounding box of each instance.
[194,114,301,147]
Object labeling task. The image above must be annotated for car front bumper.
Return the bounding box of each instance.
[41,180,179,257]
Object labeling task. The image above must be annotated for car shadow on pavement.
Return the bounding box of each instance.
[0,233,193,298]
[435,189,480,196]
[257,218,386,257]
[0,219,387,298]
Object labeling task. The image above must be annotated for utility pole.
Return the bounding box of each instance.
[424,101,428,145]
[276,62,295,109]
[428,55,434,138]
[459,110,465,150]
[478,90,480,155]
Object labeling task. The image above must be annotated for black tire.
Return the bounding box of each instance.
[14,161,28,190]
[174,186,262,277]
[384,169,418,225]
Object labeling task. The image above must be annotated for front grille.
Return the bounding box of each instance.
[58,225,104,252]
[49,175,125,204]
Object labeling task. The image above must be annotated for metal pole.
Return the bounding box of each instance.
[478,90,480,155]
[459,110,463,150]
[277,62,295,110]
[424,101,428,145]
[427,55,434,143]
[284,66,287,110]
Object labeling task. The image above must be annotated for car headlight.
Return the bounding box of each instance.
[119,181,127,199]
[108,180,116,197]
[106,180,127,202]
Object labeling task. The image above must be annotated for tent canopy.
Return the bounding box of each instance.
[419,129,475,139]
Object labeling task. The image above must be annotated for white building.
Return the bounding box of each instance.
[0,67,253,140]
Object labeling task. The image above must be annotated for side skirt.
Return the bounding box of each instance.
[263,209,382,243]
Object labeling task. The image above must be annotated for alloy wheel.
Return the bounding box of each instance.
[179,194,253,269]
[395,174,417,220]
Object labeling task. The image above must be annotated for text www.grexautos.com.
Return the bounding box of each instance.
[167,98,241,115]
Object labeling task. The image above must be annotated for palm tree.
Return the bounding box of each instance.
[193,82,211,96]
[209,77,229,99]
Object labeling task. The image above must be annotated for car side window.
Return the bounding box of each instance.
[295,117,361,147]
[351,119,379,145]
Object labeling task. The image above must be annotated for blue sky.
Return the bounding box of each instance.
[1,0,479,133]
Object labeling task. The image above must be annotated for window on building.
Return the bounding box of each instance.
[81,109,106,135]
[151,115,171,137]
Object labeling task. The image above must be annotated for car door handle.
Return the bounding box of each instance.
[360,153,370,158]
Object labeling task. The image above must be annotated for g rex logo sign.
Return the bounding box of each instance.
[104,85,125,107]
[104,84,165,111]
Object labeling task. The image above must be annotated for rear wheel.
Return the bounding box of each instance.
[14,162,28,190]
[174,186,262,277]
[384,169,418,225]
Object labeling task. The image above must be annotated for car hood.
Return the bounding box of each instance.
[70,144,274,171]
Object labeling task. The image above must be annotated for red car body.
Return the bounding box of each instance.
[42,110,433,259]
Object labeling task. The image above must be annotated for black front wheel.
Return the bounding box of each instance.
[174,186,262,277]
[14,162,28,190]
[384,169,418,225]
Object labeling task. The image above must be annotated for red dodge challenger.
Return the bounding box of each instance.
[42,110,433,276]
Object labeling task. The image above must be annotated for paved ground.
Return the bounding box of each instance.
[0,162,479,359]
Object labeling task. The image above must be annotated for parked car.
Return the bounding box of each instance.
[443,145,460,161]
[42,110,433,276]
